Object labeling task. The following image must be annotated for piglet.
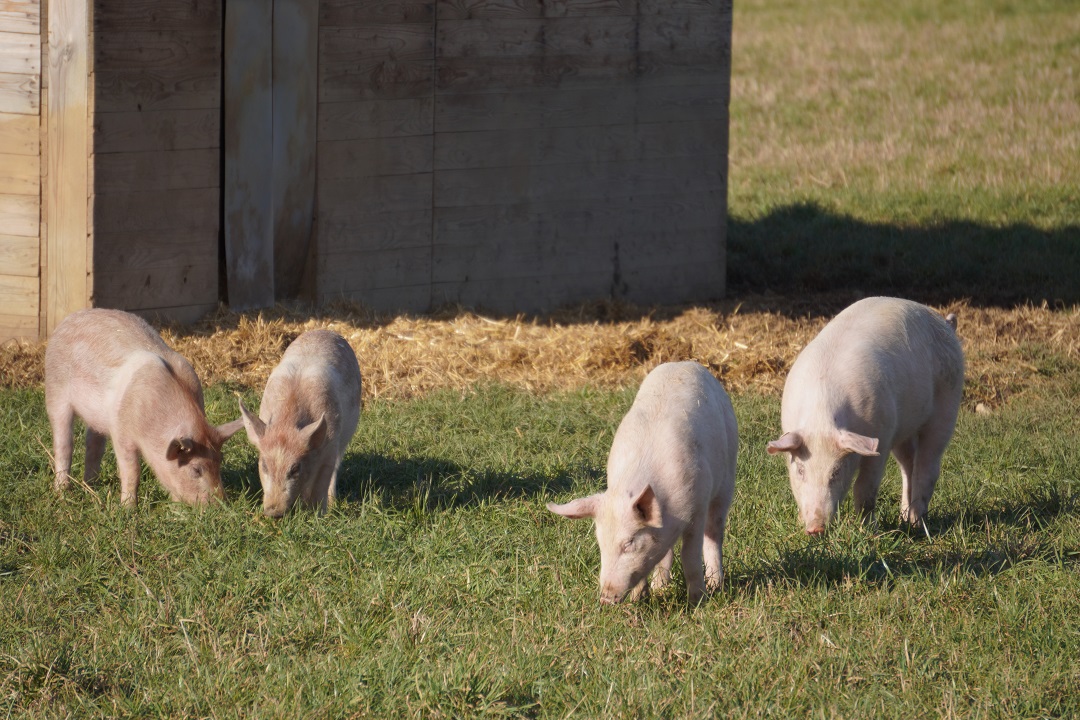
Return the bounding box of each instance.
[767,296,964,534]
[239,330,361,517]
[548,361,737,605]
[45,308,243,507]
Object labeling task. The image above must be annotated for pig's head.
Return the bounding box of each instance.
[159,418,244,505]
[239,400,328,517]
[547,484,667,604]
[767,429,879,534]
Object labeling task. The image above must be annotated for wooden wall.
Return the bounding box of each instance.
[315,0,731,313]
[0,0,42,341]
[89,0,222,323]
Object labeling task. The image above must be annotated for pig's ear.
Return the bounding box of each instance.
[631,484,663,528]
[767,431,803,455]
[215,418,245,444]
[546,494,601,520]
[301,415,328,451]
[239,399,266,447]
[166,437,195,462]
[836,429,880,457]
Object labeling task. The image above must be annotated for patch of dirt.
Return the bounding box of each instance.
[3,295,1077,409]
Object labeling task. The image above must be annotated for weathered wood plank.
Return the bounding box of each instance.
[431,270,612,313]
[0,70,37,113]
[437,0,635,20]
[318,97,433,141]
[0,150,36,194]
[317,245,431,292]
[93,230,217,271]
[91,148,218,192]
[434,119,725,170]
[319,208,432,254]
[0,183,39,237]
[93,107,219,153]
[93,258,218,310]
[318,135,432,180]
[272,0,318,300]
[0,0,41,35]
[0,108,37,154]
[93,65,219,113]
[126,302,218,325]
[223,0,274,310]
[317,173,433,214]
[319,24,433,103]
[92,0,220,32]
[90,188,217,234]
[316,283,431,313]
[434,157,724,207]
[0,29,38,75]
[433,83,728,132]
[0,272,37,313]
[92,30,219,71]
[0,313,39,342]
[320,0,433,25]
[0,233,37,276]
[436,17,634,58]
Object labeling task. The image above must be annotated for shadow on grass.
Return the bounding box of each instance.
[727,203,1080,311]
[734,484,1080,591]
[220,451,586,513]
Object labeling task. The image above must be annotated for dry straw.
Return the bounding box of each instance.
[2,295,1077,409]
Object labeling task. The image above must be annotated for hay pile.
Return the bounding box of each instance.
[2,295,1077,409]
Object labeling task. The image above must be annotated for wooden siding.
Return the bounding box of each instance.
[315,0,434,311]
[315,0,731,313]
[0,0,40,342]
[90,0,222,322]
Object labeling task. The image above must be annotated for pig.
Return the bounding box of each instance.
[238,329,361,517]
[767,296,964,534]
[45,308,244,507]
[547,361,737,605]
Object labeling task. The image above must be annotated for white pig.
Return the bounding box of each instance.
[45,308,244,507]
[767,296,964,534]
[547,361,737,605]
[238,330,361,517]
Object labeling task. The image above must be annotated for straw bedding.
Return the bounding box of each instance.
[2,295,1077,410]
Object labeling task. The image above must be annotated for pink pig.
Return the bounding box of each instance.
[239,330,361,517]
[548,362,737,605]
[768,297,964,534]
[45,308,244,507]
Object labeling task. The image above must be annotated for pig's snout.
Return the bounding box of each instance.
[805,525,826,537]
[262,503,287,518]
[599,583,629,605]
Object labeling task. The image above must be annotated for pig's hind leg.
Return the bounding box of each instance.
[680,522,708,605]
[46,400,75,492]
[702,495,730,593]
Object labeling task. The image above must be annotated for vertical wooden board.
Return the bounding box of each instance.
[223,0,273,310]
[46,0,87,333]
[271,0,317,300]
[0,0,41,35]
[0,108,37,153]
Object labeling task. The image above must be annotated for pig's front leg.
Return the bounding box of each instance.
[650,548,674,592]
[851,453,889,524]
[84,429,107,485]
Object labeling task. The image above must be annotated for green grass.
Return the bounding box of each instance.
[3,374,1080,717]
[727,0,1080,303]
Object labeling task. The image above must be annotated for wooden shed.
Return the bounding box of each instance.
[0,0,732,343]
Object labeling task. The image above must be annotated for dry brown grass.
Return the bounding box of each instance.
[2,296,1077,409]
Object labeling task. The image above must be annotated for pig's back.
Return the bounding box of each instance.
[266,330,361,442]
[785,297,963,430]
[610,362,736,498]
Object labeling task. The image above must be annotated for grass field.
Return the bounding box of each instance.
[3,0,1080,717]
